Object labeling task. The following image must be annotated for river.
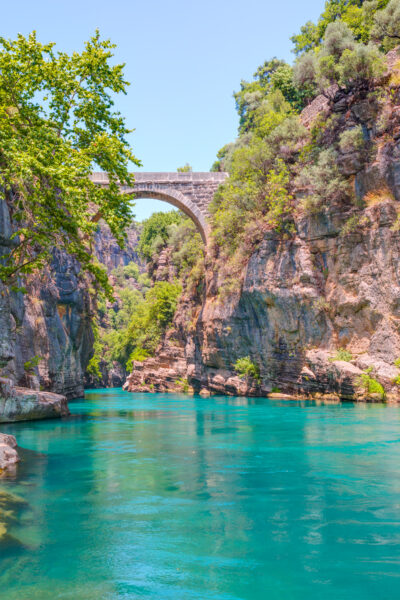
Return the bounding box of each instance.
[1,389,400,599]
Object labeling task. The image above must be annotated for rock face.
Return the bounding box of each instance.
[85,361,126,389]
[189,201,400,399]
[0,433,19,472]
[0,204,142,402]
[8,250,94,400]
[0,194,94,415]
[126,68,400,402]
[94,221,143,272]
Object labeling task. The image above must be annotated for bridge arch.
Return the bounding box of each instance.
[131,185,209,244]
[91,171,228,246]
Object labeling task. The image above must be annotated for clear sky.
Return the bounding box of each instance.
[3,0,324,220]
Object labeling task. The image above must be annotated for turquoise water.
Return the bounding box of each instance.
[1,390,400,599]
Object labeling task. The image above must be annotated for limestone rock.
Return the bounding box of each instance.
[0,433,19,471]
[0,380,69,423]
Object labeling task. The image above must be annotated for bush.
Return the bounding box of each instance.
[372,0,400,50]
[123,262,140,280]
[169,218,205,292]
[111,261,140,286]
[338,43,384,88]
[293,21,384,96]
[330,348,353,362]
[126,346,150,372]
[23,355,42,374]
[146,281,182,328]
[234,356,261,382]
[296,149,350,213]
[339,126,366,154]
[355,367,385,399]
[323,21,356,59]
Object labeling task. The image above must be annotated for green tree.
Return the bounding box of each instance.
[177,163,193,172]
[371,0,400,49]
[0,31,140,297]
[293,21,384,98]
[138,211,184,260]
[291,0,390,54]
[234,356,261,382]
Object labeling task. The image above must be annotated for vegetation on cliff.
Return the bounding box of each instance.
[210,0,400,290]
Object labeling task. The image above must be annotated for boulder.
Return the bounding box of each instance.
[0,433,19,471]
[0,382,69,423]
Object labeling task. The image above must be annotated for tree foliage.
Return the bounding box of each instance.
[291,0,390,54]
[371,0,400,50]
[234,356,260,381]
[293,21,384,97]
[138,211,183,261]
[0,31,140,297]
[295,149,350,213]
[177,163,193,172]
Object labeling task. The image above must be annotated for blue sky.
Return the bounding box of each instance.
[3,0,324,220]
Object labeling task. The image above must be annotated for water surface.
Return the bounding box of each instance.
[1,390,400,599]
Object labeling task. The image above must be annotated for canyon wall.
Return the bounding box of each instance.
[126,73,400,402]
[0,198,141,400]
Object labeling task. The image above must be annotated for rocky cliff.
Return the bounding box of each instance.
[0,198,71,421]
[125,56,400,402]
[94,220,143,272]
[0,203,141,402]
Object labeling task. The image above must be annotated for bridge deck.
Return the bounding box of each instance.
[91,172,227,184]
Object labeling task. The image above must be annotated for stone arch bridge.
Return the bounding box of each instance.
[91,172,228,244]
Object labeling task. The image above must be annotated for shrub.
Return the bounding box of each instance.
[338,43,384,88]
[126,346,150,372]
[23,355,42,374]
[355,367,385,399]
[293,21,384,97]
[270,63,310,110]
[296,149,350,213]
[340,214,369,236]
[313,297,331,313]
[371,0,400,50]
[323,21,356,59]
[111,262,140,286]
[86,327,102,380]
[268,116,309,156]
[339,126,366,154]
[293,52,318,89]
[169,218,205,293]
[146,281,182,328]
[392,357,400,386]
[123,262,140,280]
[330,348,353,362]
[234,356,261,382]
[263,161,294,232]
[364,185,395,206]
[175,377,190,392]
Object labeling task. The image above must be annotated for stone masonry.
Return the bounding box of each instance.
[91,172,228,243]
